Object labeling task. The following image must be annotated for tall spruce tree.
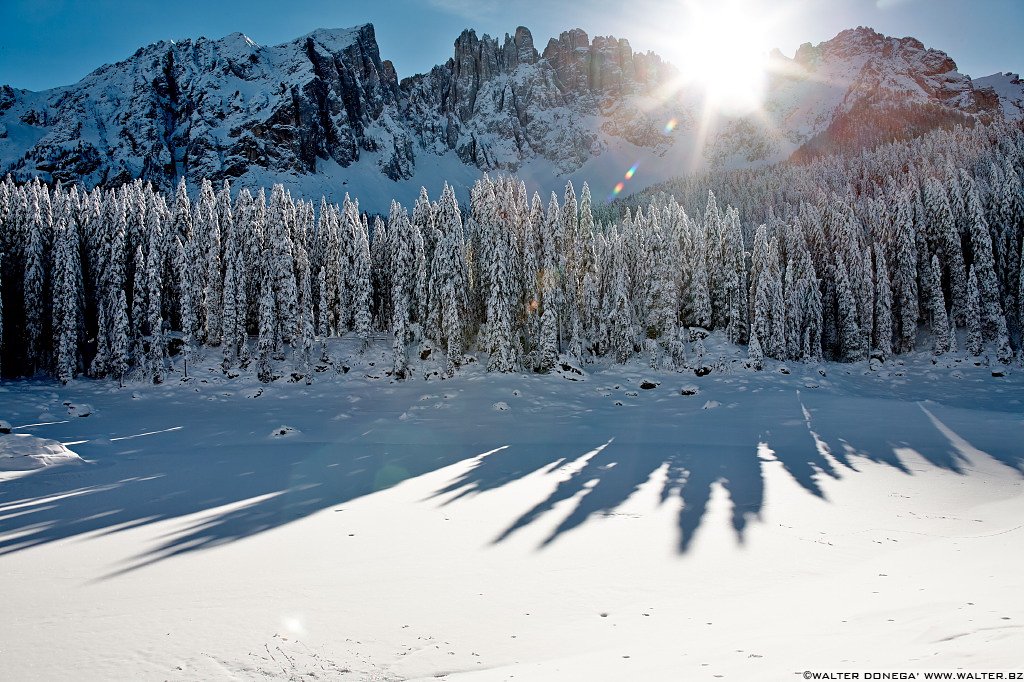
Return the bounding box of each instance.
[873,243,893,359]
[965,269,983,356]
[925,255,951,355]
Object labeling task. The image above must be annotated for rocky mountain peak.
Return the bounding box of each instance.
[0,22,1021,212]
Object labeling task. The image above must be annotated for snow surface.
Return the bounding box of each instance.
[0,338,1022,679]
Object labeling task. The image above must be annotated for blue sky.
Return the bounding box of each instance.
[1,0,1021,91]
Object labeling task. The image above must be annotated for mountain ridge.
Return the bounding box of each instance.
[1,22,1021,211]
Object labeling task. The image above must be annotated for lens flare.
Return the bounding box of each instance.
[625,164,638,180]
[613,182,626,195]
[664,118,678,133]
[673,0,771,115]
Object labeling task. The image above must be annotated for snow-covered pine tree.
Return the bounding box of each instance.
[965,268,983,356]
[344,212,372,350]
[435,184,468,375]
[412,220,429,340]
[145,197,166,382]
[643,225,676,343]
[257,280,276,383]
[703,190,725,329]
[538,307,558,372]
[172,178,193,243]
[748,331,764,370]
[857,246,874,355]
[562,181,580,348]
[267,185,299,345]
[370,215,391,331]
[891,192,919,353]
[109,288,130,387]
[766,238,786,359]
[192,179,216,344]
[749,224,769,328]
[486,216,519,372]
[802,268,824,362]
[175,236,195,377]
[388,201,414,377]
[693,334,707,371]
[522,192,542,360]
[296,246,315,382]
[997,159,1023,322]
[924,177,967,326]
[609,247,635,364]
[232,250,248,365]
[722,206,747,343]
[541,191,564,350]
[131,244,147,375]
[52,201,81,384]
[90,304,109,378]
[963,174,1004,341]
[994,311,1013,365]
[220,256,235,372]
[1019,255,1024,353]
[690,224,712,329]
[925,255,951,355]
[835,256,863,362]
[752,270,771,359]
[578,181,595,288]
[24,186,46,371]
[222,256,238,371]
[668,322,687,369]
[232,188,256,333]
[204,181,225,347]
[873,243,893,360]
[352,218,373,350]
[783,224,820,361]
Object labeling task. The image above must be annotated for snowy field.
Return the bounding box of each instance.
[1,340,1023,680]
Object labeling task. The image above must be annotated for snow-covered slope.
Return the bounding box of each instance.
[973,72,1024,120]
[0,25,412,193]
[0,24,1020,212]
[0,341,1022,679]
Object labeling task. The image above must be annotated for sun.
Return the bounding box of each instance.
[672,0,773,115]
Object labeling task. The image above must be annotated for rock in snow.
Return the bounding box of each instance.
[0,433,84,471]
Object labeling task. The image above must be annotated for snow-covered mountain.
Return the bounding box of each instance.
[972,71,1024,120]
[0,23,1021,211]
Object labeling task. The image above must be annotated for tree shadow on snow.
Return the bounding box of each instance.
[0,382,1021,575]
[0,386,494,577]
[431,388,1024,552]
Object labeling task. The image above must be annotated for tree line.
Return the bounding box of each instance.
[0,120,1021,384]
